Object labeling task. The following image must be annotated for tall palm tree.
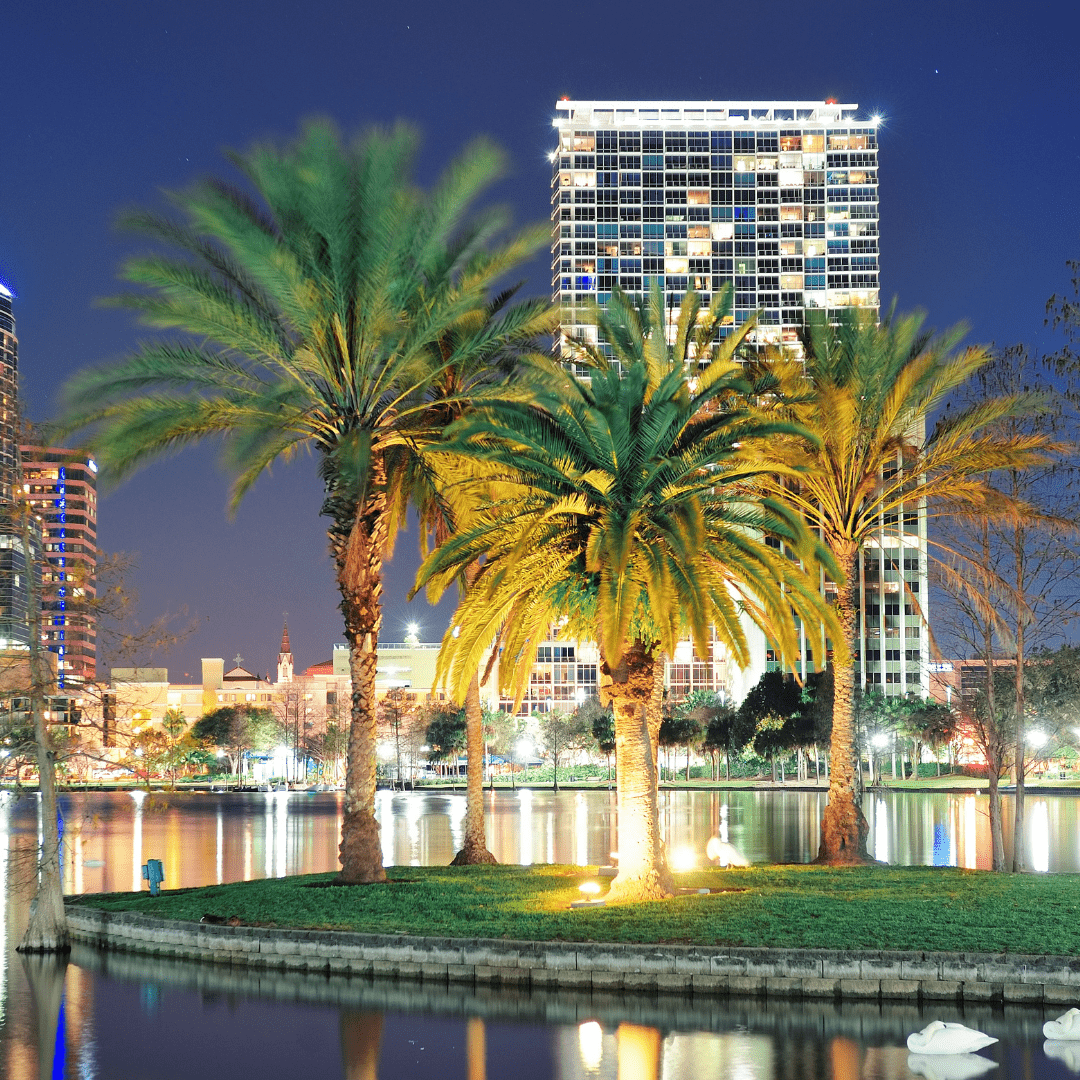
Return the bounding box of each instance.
[416,286,837,900]
[58,122,548,883]
[762,308,1057,864]
[397,289,555,864]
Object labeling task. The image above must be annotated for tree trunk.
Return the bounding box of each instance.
[451,670,497,865]
[1011,544,1027,872]
[979,556,1007,873]
[19,490,69,953]
[601,642,673,902]
[647,660,663,782]
[816,542,873,864]
[335,483,389,885]
[987,764,1006,872]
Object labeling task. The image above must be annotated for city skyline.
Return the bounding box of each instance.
[1,2,1077,678]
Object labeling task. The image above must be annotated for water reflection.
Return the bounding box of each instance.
[340,1011,383,1080]
[3,788,1080,1077]
[3,941,1069,1079]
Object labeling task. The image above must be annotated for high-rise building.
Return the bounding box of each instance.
[550,100,927,701]
[0,284,18,497]
[0,283,38,654]
[20,446,99,687]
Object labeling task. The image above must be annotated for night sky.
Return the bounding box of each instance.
[2,1,1078,680]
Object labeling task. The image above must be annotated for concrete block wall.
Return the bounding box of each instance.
[64,905,1080,1007]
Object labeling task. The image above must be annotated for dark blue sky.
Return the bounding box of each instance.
[2,1,1078,679]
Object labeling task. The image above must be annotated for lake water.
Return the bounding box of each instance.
[1,787,1077,1078]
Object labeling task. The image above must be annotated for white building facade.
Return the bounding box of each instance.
[551,100,928,701]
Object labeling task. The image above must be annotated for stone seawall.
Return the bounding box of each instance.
[65,904,1080,1007]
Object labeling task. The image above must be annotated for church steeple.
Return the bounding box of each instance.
[277,619,294,684]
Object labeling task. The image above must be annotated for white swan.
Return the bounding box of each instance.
[907,1021,998,1055]
[1045,1040,1080,1072]
[1045,1009,1080,1040]
[705,837,749,867]
[907,1054,998,1080]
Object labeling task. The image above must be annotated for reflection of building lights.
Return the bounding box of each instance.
[578,1021,604,1072]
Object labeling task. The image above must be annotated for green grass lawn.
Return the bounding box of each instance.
[68,864,1080,956]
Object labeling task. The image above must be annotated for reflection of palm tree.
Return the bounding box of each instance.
[339,1010,383,1080]
[829,1036,861,1080]
[617,1023,661,1080]
[20,953,68,1080]
[467,1017,486,1080]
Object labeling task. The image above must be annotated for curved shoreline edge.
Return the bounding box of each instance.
[65,905,1080,1007]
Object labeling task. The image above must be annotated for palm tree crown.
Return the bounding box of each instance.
[59,121,549,882]
[418,285,837,898]
[761,307,1058,863]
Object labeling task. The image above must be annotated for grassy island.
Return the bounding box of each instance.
[68,864,1080,956]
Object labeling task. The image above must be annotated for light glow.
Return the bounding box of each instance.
[578,1021,604,1072]
[670,845,697,872]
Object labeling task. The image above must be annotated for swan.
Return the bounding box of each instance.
[1045,1009,1080,1040]
[907,1021,998,1055]
[907,1054,998,1080]
[1044,1040,1080,1072]
[705,837,749,867]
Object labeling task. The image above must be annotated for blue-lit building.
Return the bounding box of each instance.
[20,445,98,688]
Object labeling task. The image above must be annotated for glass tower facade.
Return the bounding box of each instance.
[20,446,98,688]
[550,101,927,700]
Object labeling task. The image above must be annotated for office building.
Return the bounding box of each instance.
[551,100,927,700]
[20,445,99,687]
[0,284,40,654]
[0,284,18,498]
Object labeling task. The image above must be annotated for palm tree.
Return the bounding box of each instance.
[763,308,1057,864]
[58,122,548,883]
[396,289,555,863]
[416,286,837,900]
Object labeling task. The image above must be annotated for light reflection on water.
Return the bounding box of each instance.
[1,788,1079,1078]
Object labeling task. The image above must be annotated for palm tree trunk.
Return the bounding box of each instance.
[452,671,497,865]
[816,542,873,864]
[647,660,663,782]
[335,488,389,885]
[601,642,673,902]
